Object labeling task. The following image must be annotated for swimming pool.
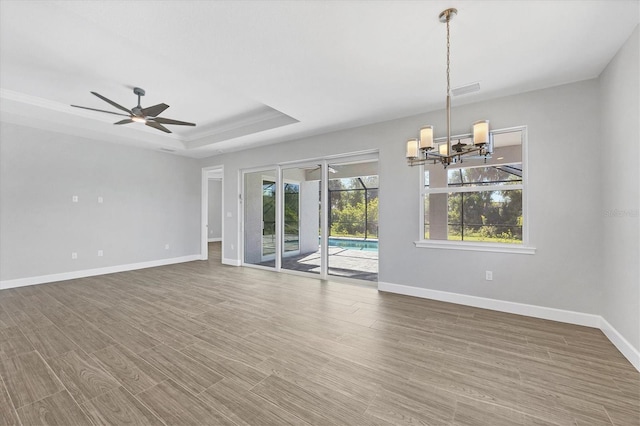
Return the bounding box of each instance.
[327,237,378,252]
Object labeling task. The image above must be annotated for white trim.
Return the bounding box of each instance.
[274,169,283,270]
[278,149,379,167]
[222,257,241,266]
[600,317,640,371]
[201,170,209,260]
[202,165,224,262]
[0,255,201,290]
[414,240,536,254]
[378,282,639,372]
[378,282,600,327]
[208,237,222,242]
[521,126,530,246]
[320,160,329,279]
[242,263,276,272]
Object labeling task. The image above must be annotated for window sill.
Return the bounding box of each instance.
[414,240,536,255]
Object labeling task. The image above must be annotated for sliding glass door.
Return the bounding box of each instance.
[243,169,277,268]
[280,165,321,275]
[242,157,378,282]
[326,161,379,281]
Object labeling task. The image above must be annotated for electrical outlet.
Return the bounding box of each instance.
[71,252,78,259]
[485,271,493,281]
[97,196,103,203]
[72,195,78,203]
[165,244,170,250]
[98,250,103,257]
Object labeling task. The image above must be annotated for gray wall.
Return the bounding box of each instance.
[0,122,201,281]
[202,78,603,317]
[599,27,639,350]
[207,179,222,240]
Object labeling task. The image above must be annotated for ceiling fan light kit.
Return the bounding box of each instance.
[71,87,196,134]
[406,8,491,168]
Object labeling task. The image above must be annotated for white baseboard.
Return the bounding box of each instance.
[222,258,241,266]
[599,317,640,371]
[0,255,202,290]
[378,282,638,372]
[378,282,601,327]
[208,237,222,242]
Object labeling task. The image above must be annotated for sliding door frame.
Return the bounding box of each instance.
[240,150,378,280]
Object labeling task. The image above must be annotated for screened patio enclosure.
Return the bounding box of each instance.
[329,175,379,241]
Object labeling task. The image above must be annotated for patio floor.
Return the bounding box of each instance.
[261,246,378,282]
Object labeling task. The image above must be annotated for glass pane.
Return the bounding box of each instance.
[329,177,361,190]
[280,166,320,275]
[450,190,522,243]
[424,189,523,243]
[423,194,430,239]
[361,175,379,188]
[447,193,462,240]
[243,169,277,268]
[327,162,378,281]
[283,183,299,253]
[448,169,463,186]
[327,175,379,191]
[262,180,276,255]
[447,164,522,187]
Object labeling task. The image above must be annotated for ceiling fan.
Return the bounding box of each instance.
[71,87,196,133]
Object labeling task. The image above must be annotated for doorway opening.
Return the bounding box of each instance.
[201,166,224,262]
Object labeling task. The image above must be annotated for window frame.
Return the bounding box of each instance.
[415,125,535,254]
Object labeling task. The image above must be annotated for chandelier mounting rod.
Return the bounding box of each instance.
[441,8,456,153]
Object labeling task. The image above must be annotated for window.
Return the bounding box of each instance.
[419,127,532,252]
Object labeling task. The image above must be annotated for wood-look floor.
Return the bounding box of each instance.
[0,242,638,425]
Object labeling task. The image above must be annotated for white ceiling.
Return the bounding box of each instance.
[1,1,638,159]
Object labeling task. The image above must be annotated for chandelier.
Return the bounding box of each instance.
[406,8,490,168]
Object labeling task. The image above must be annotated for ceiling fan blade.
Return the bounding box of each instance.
[145,121,172,133]
[114,119,134,125]
[71,105,130,117]
[91,91,132,114]
[153,117,196,126]
[141,103,169,118]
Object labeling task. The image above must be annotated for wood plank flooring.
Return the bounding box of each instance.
[0,242,637,425]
